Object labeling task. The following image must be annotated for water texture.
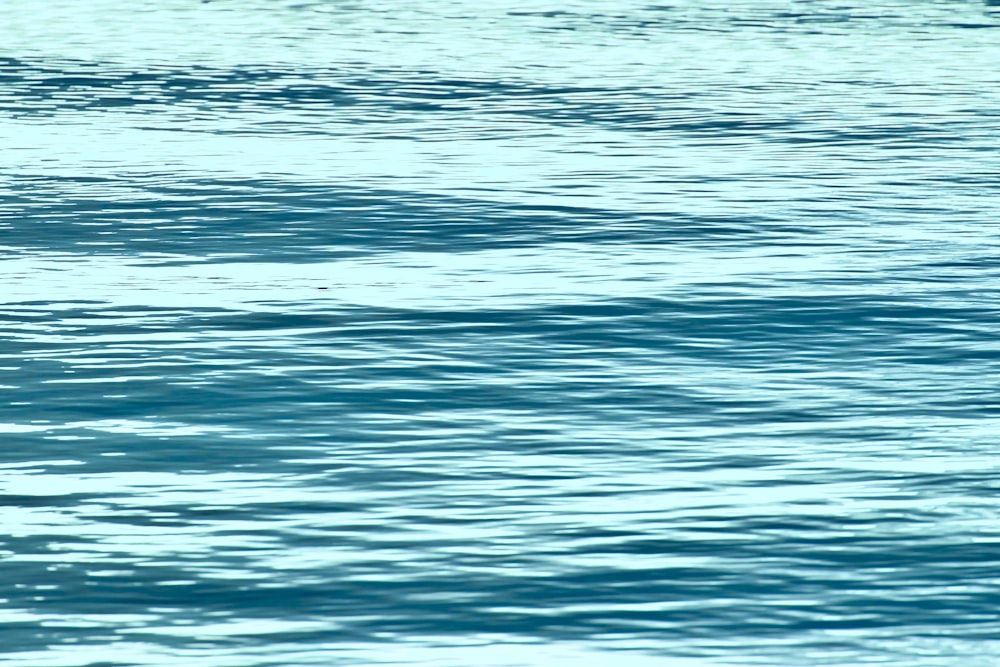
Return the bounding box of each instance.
[2,1,1000,665]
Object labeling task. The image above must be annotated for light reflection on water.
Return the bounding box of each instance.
[3,1,1000,665]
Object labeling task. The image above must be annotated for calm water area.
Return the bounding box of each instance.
[3,1,1000,665]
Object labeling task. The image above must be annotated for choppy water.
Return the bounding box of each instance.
[3,1,1000,665]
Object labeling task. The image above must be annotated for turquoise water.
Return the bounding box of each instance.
[3,1,1000,665]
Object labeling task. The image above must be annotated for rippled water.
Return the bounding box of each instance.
[4,1,1000,665]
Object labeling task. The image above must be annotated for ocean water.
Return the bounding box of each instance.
[3,1,1000,665]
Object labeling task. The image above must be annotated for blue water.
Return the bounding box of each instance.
[3,1,1000,665]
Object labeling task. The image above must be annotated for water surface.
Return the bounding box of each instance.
[3,1,1000,665]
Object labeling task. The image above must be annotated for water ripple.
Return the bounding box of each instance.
[4,1,1000,665]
